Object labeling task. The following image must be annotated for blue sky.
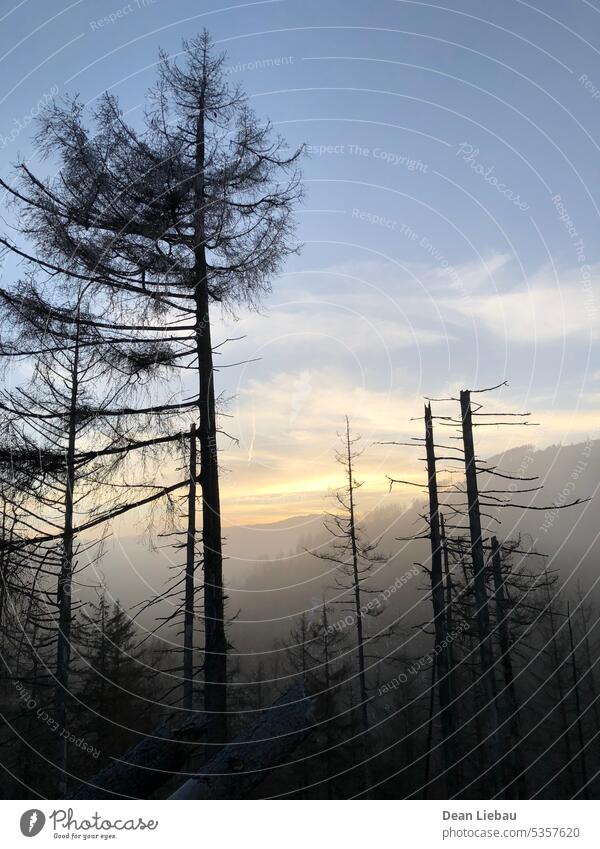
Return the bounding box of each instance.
[1,0,598,521]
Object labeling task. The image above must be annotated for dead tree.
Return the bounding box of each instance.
[567,601,589,798]
[343,418,370,743]
[0,32,303,745]
[384,381,589,798]
[71,712,213,800]
[543,582,577,794]
[458,389,502,795]
[440,514,457,705]
[385,416,463,795]
[422,655,437,799]
[0,285,115,793]
[426,382,587,797]
[0,282,186,793]
[183,423,198,711]
[575,582,600,733]
[169,684,315,799]
[490,536,527,798]
[312,418,385,796]
[319,599,340,799]
[423,403,459,794]
[279,598,349,797]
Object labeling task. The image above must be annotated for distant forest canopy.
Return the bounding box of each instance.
[0,30,597,801]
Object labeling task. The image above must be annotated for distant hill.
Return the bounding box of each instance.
[96,439,599,656]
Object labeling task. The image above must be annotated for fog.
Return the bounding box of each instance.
[95,438,599,659]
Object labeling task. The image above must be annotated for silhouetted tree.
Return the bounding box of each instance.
[0,31,302,744]
[312,418,386,795]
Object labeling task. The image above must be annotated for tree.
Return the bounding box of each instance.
[567,600,589,798]
[312,418,385,795]
[387,406,461,795]
[458,389,501,795]
[0,280,179,792]
[72,592,161,770]
[280,598,349,797]
[383,382,589,798]
[0,31,303,743]
[422,404,459,793]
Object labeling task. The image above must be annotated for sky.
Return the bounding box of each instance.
[0,0,598,524]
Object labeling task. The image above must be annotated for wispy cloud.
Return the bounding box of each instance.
[209,254,598,522]
[441,262,598,343]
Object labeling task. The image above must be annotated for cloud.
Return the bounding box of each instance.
[216,363,600,523]
[217,371,424,520]
[441,262,598,343]
[213,272,450,367]
[207,253,599,522]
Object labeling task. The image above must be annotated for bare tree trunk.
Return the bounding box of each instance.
[567,601,589,798]
[344,417,371,795]
[490,537,527,799]
[169,684,314,799]
[440,515,457,703]
[422,655,437,799]
[459,553,485,782]
[20,622,40,792]
[298,612,309,794]
[322,600,334,799]
[72,713,213,800]
[459,389,501,798]
[576,585,600,731]
[546,587,576,795]
[344,418,369,738]
[183,423,197,711]
[0,499,7,643]
[194,76,227,744]
[54,315,81,796]
[424,404,458,795]
[300,613,308,683]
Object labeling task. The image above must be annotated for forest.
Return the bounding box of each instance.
[0,30,598,802]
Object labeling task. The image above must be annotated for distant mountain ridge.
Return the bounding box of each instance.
[99,439,599,653]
